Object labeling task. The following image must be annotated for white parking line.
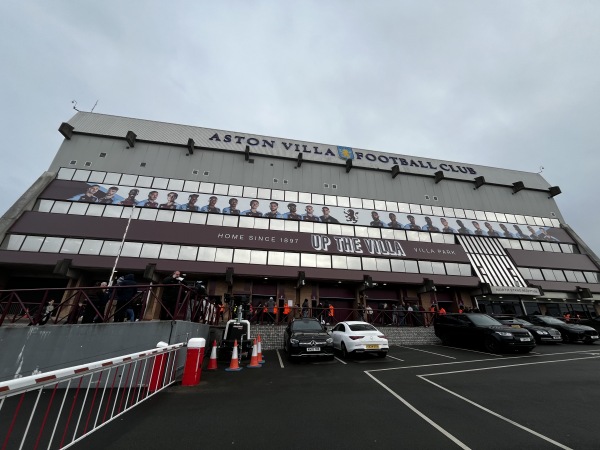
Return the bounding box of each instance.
[418,375,575,449]
[334,356,348,365]
[276,349,284,368]
[366,349,592,374]
[387,355,404,362]
[365,372,471,449]
[419,354,600,377]
[432,344,504,357]
[399,346,457,359]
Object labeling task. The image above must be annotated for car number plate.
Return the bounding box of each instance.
[366,344,379,349]
[519,337,531,342]
[307,347,320,352]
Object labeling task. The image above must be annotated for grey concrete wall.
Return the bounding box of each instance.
[253,324,439,350]
[0,321,209,382]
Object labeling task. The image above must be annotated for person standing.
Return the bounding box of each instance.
[161,271,183,320]
[302,298,309,318]
[357,302,365,322]
[391,304,398,326]
[39,300,55,325]
[115,274,137,322]
[366,304,373,323]
[398,303,406,326]
[267,296,276,324]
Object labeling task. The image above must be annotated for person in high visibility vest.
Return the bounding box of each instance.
[273,305,278,325]
[327,303,335,325]
[439,306,447,315]
[283,302,291,323]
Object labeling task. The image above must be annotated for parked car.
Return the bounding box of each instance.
[491,315,562,344]
[283,318,334,361]
[434,313,536,353]
[330,321,389,358]
[569,316,600,333]
[521,315,599,344]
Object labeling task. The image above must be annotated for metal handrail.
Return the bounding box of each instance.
[0,284,219,327]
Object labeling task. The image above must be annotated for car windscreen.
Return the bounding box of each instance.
[514,318,533,326]
[468,314,503,326]
[349,324,377,332]
[292,320,324,332]
[537,316,565,325]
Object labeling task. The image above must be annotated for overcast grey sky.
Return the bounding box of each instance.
[1,1,599,256]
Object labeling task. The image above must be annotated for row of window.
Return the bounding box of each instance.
[518,267,599,284]
[0,234,473,276]
[57,167,561,228]
[34,200,577,254]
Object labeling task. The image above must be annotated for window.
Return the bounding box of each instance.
[584,272,599,284]
[140,243,161,259]
[37,200,54,213]
[332,255,348,269]
[1,234,25,251]
[198,247,217,262]
[215,248,234,263]
[179,246,198,261]
[100,241,121,256]
[121,242,142,258]
[418,261,434,274]
[61,238,83,254]
[268,251,285,266]
[40,237,64,253]
[445,263,461,276]
[529,268,543,280]
[80,239,104,255]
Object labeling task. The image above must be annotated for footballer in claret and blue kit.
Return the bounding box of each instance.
[57,180,569,244]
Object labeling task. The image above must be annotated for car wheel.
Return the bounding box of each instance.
[341,342,350,359]
[484,336,500,353]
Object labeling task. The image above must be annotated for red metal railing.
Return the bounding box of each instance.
[0,284,218,327]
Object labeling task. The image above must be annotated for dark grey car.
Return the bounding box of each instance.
[283,318,334,361]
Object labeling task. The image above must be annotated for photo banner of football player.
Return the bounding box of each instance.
[53,180,569,243]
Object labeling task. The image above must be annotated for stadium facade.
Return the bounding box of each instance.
[0,112,598,319]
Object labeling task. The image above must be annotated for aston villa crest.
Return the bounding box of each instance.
[337,146,354,161]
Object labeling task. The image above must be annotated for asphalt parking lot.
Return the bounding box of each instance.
[74,343,600,450]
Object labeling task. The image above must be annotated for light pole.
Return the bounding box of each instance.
[108,204,136,287]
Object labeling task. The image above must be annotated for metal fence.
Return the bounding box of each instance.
[0,284,218,327]
[0,342,185,450]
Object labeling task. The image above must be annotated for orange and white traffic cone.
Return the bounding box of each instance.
[225,339,242,371]
[206,340,218,371]
[247,339,261,368]
[257,334,265,364]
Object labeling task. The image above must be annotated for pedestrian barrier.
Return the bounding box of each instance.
[224,340,242,372]
[206,340,218,371]
[181,338,206,386]
[0,341,184,450]
[246,340,261,368]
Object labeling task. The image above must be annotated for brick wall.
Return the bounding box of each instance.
[251,324,440,350]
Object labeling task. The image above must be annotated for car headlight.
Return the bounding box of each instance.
[535,330,548,335]
[290,338,299,344]
[326,338,333,344]
[495,331,513,337]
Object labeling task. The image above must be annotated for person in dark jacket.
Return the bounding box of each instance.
[115,274,137,322]
[82,282,109,324]
[161,271,183,320]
